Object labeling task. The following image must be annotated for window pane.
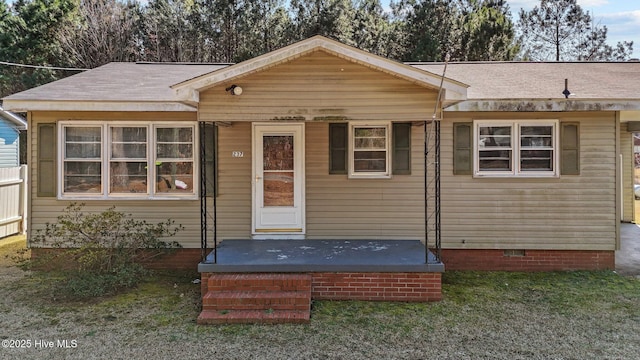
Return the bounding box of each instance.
[479,150,512,171]
[66,127,100,142]
[111,127,147,159]
[112,126,147,142]
[354,128,386,137]
[66,143,101,158]
[521,150,553,171]
[521,126,553,148]
[354,137,386,149]
[65,127,101,158]
[156,127,193,143]
[156,144,193,159]
[64,162,102,193]
[110,162,148,193]
[156,162,193,193]
[479,126,511,148]
[354,151,386,172]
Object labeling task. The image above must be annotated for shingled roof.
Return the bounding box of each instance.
[413,62,640,100]
[4,57,640,113]
[3,62,227,112]
[412,61,640,111]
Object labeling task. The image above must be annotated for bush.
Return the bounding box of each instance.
[28,203,183,298]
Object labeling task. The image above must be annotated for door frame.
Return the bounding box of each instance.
[251,123,305,239]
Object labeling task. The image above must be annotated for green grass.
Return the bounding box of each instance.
[3,238,640,358]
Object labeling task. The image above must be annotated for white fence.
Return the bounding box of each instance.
[0,165,27,238]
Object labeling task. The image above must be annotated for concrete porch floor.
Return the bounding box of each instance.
[198,239,444,273]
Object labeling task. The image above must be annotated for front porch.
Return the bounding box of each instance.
[197,240,444,324]
[198,239,444,273]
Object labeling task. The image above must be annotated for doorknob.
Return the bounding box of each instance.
[256,176,262,181]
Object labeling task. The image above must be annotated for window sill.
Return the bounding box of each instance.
[58,195,199,201]
[473,172,558,179]
[348,173,392,179]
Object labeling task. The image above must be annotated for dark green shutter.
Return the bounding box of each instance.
[560,122,580,175]
[329,123,347,174]
[202,123,218,196]
[37,123,56,197]
[453,122,472,175]
[392,122,411,175]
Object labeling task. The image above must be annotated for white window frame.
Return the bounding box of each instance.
[473,120,559,178]
[348,122,391,179]
[58,121,198,200]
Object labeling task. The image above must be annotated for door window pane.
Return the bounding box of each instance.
[263,172,294,207]
[263,136,294,171]
[262,135,294,206]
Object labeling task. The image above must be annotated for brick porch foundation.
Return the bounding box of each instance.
[200,272,442,302]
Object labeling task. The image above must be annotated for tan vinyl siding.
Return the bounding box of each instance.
[199,50,437,123]
[442,112,617,251]
[211,120,430,240]
[214,122,252,239]
[29,111,203,248]
[305,122,426,240]
[621,122,635,222]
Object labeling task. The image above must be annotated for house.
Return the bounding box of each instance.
[0,105,26,168]
[3,36,640,323]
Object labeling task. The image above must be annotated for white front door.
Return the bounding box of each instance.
[252,123,305,236]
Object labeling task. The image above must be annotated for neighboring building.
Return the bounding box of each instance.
[0,105,26,168]
[4,36,640,323]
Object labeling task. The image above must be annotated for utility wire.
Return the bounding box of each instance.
[0,60,88,71]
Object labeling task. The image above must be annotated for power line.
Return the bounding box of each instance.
[0,60,88,71]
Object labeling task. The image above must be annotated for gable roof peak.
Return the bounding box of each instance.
[171,35,468,105]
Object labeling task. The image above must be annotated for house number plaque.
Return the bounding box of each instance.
[232,151,244,158]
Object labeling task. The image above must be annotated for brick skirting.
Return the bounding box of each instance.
[33,248,615,273]
[201,272,442,302]
[440,249,615,271]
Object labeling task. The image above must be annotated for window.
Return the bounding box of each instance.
[474,120,558,177]
[60,122,197,199]
[349,123,391,178]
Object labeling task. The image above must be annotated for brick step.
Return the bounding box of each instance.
[202,291,311,311]
[207,274,312,292]
[197,309,310,324]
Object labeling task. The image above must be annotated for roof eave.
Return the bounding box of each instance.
[1,100,197,113]
[445,99,640,112]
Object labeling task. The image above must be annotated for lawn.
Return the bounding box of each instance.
[1,237,639,359]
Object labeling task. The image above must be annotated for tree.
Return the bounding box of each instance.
[59,0,141,69]
[393,0,458,61]
[456,0,518,61]
[517,0,633,61]
[0,0,78,97]
[352,0,392,56]
[289,0,356,45]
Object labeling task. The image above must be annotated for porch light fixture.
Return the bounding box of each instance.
[226,84,243,96]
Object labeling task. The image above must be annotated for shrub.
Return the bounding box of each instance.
[28,203,183,298]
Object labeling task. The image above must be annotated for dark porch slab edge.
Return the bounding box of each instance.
[198,239,444,273]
